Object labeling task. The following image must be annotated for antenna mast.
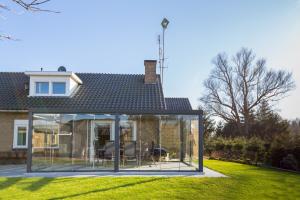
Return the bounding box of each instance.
[159,18,169,88]
[158,35,162,80]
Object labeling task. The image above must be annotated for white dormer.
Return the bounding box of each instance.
[25,67,82,97]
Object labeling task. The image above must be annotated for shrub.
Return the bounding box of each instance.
[231,138,244,159]
[270,147,287,168]
[263,143,271,151]
[245,137,262,152]
[204,138,214,156]
[263,151,271,165]
[244,137,263,165]
[204,145,214,156]
[204,133,300,171]
[233,142,244,151]
[280,154,298,171]
[214,138,225,151]
[224,143,233,151]
[293,147,300,163]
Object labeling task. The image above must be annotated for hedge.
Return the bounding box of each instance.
[204,136,300,171]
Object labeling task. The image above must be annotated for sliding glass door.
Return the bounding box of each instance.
[91,120,115,170]
[117,115,199,171]
[31,114,116,171]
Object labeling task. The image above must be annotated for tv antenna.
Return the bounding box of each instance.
[158,18,169,88]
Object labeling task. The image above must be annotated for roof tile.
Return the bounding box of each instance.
[0,72,193,113]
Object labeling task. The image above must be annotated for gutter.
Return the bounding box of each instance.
[0,110,28,113]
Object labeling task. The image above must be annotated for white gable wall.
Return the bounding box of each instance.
[69,77,79,94]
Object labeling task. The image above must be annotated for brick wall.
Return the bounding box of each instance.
[144,60,157,84]
[136,117,182,159]
[136,116,159,156]
[0,112,28,164]
[160,122,181,155]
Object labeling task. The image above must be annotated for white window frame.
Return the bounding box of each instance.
[13,120,29,149]
[35,82,50,95]
[120,120,137,141]
[90,120,115,162]
[92,120,115,141]
[52,82,66,95]
[32,81,68,96]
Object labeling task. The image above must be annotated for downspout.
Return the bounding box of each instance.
[198,111,204,172]
[26,111,33,173]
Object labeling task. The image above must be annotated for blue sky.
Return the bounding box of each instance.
[1,0,300,119]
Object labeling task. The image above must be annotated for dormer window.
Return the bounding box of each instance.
[25,68,82,97]
[53,82,66,94]
[35,82,49,94]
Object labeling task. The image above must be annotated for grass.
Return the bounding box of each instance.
[0,160,299,200]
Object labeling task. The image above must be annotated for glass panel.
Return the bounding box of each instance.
[17,127,27,146]
[119,114,199,171]
[72,114,91,170]
[52,82,66,94]
[119,115,138,169]
[31,113,199,172]
[35,82,49,94]
[191,116,199,170]
[32,114,59,171]
[58,114,76,169]
[138,115,160,170]
[160,115,180,170]
[92,114,115,169]
[31,113,115,171]
[180,115,199,171]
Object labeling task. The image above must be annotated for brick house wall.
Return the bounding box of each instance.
[136,116,159,154]
[0,112,28,164]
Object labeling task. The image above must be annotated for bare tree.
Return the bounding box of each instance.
[0,0,57,40]
[201,48,295,136]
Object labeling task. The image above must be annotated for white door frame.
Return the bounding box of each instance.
[89,120,115,164]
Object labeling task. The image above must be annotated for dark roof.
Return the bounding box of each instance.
[0,72,197,114]
[0,72,29,110]
[165,98,193,111]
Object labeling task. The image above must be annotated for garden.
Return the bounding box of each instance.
[0,159,299,199]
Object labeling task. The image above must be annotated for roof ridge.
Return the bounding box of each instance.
[165,97,189,99]
[0,72,162,76]
[0,72,145,76]
[0,72,25,74]
[76,72,144,76]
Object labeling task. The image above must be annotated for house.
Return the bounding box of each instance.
[0,60,203,172]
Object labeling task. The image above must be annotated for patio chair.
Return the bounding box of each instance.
[123,141,138,166]
[145,141,157,167]
[103,141,115,166]
[148,141,168,166]
[93,140,105,166]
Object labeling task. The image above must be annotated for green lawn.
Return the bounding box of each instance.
[0,160,299,200]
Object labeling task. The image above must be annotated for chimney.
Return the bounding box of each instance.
[144,60,157,84]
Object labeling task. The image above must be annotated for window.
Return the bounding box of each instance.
[35,82,49,94]
[17,127,27,146]
[33,125,59,149]
[120,121,137,141]
[14,120,28,148]
[52,82,66,94]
